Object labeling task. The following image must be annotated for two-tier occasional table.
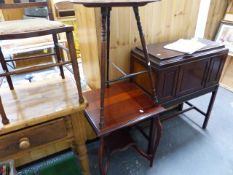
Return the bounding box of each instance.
[71,0,165,174]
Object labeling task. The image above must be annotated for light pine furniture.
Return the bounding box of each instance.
[219,2,233,92]
[0,76,93,175]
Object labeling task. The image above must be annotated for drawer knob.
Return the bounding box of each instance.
[19,137,30,150]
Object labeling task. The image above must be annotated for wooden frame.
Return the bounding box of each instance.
[215,21,233,56]
[0,1,84,105]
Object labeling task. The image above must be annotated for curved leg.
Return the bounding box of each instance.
[148,116,162,167]
[99,136,107,175]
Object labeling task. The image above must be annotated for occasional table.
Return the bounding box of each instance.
[0,76,91,175]
[71,1,165,174]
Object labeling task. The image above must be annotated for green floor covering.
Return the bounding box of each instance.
[17,151,81,175]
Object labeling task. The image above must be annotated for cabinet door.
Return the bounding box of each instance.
[157,67,179,103]
[205,54,227,87]
[176,59,209,96]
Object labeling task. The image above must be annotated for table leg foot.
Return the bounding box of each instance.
[202,89,218,129]
[71,112,91,175]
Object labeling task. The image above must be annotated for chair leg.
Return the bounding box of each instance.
[52,34,65,79]
[65,31,84,104]
[148,116,162,167]
[0,96,9,125]
[133,6,157,101]
[0,48,14,90]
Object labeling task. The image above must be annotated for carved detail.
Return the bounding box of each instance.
[133,6,157,100]
[100,7,109,129]
[106,7,112,88]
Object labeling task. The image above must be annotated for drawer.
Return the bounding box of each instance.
[0,118,67,158]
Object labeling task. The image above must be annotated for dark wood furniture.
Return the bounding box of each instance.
[84,82,165,171]
[0,96,9,125]
[0,0,84,104]
[131,39,229,128]
[71,0,164,174]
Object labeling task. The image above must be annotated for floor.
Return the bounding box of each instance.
[88,87,233,175]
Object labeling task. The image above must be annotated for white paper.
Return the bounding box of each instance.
[164,38,206,54]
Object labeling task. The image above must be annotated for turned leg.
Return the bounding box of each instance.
[106,7,112,88]
[202,88,218,129]
[99,7,108,128]
[0,96,9,125]
[148,116,162,167]
[52,34,65,79]
[66,31,84,104]
[0,47,13,90]
[71,112,90,175]
[133,6,157,101]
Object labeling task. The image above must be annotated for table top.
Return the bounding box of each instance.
[84,82,165,136]
[71,0,160,7]
[0,76,87,135]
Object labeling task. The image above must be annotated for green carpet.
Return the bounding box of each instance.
[17,151,81,175]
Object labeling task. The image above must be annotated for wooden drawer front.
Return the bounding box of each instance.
[0,119,67,158]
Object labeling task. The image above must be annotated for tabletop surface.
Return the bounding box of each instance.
[0,76,86,135]
[84,82,165,136]
[71,0,160,7]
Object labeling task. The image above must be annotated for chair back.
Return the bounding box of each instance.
[0,0,54,20]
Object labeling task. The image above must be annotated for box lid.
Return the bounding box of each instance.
[133,38,228,67]
[136,39,224,60]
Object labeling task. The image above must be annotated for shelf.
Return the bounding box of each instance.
[84,82,164,136]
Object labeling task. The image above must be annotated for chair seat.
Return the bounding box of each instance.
[0,18,65,35]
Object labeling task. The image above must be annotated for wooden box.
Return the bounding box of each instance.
[130,39,228,106]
